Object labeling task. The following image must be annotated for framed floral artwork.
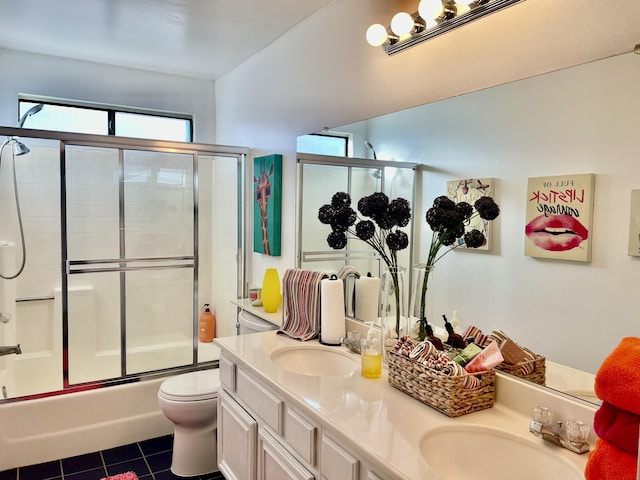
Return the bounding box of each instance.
[525,173,595,262]
[629,189,640,257]
[446,178,495,251]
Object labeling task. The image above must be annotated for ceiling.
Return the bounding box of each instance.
[0,0,637,86]
[0,0,333,80]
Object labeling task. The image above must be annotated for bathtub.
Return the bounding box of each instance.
[0,375,174,471]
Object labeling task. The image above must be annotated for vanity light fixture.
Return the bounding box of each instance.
[366,0,525,55]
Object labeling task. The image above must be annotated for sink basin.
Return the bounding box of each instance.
[420,425,583,480]
[270,345,358,376]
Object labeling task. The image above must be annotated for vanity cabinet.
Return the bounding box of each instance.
[218,353,391,480]
[218,389,258,480]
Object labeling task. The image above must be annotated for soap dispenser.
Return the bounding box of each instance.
[198,304,215,343]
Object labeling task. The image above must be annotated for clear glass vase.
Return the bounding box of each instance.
[380,266,407,362]
[409,263,435,341]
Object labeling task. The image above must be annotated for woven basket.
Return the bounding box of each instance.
[387,350,496,417]
[495,355,546,386]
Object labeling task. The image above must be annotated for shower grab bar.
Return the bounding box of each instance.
[16,296,55,303]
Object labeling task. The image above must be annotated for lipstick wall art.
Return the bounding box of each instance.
[525,173,595,262]
[628,189,640,257]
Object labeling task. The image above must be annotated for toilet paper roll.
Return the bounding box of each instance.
[320,277,346,345]
[354,275,380,323]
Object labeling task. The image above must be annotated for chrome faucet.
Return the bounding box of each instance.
[340,332,361,354]
[0,344,22,356]
[529,406,590,454]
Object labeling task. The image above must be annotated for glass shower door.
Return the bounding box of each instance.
[65,146,196,384]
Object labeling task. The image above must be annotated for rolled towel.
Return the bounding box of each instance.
[594,401,640,456]
[594,337,640,415]
[585,439,637,480]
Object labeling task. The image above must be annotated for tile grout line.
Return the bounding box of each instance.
[137,440,155,480]
[100,451,108,479]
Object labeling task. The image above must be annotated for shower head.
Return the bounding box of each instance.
[18,103,44,128]
[13,139,31,156]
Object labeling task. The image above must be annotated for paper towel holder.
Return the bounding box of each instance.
[320,274,347,346]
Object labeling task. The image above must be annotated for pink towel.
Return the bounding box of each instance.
[101,472,138,480]
[594,337,640,415]
[594,401,640,456]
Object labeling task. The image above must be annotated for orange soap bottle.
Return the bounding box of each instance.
[198,304,215,343]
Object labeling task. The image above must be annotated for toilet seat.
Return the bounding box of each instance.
[159,369,220,402]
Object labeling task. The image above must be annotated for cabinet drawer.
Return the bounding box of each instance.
[321,434,359,480]
[284,407,317,466]
[236,367,284,434]
[219,354,236,392]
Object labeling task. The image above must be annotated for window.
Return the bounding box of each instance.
[18,99,193,142]
[297,132,349,156]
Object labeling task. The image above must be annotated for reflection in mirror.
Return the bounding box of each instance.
[296,154,418,319]
[296,53,640,406]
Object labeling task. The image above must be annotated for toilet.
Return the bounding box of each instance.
[158,369,220,477]
[237,309,279,335]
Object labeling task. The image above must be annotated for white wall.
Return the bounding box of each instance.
[214,0,639,374]
[0,49,216,142]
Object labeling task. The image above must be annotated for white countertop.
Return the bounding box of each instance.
[215,330,593,479]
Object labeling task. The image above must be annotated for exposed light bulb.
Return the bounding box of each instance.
[418,0,444,20]
[390,12,414,36]
[456,0,476,5]
[366,23,388,47]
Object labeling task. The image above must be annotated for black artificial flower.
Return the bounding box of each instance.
[372,212,393,230]
[440,231,457,246]
[331,206,356,231]
[355,220,375,241]
[386,230,409,251]
[433,196,456,211]
[389,198,411,227]
[441,209,464,229]
[331,192,351,209]
[475,196,500,221]
[327,230,347,249]
[358,192,389,217]
[318,204,335,224]
[453,224,466,240]
[464,229,486,248]
[425,207,446,231]
[455,202,473,220]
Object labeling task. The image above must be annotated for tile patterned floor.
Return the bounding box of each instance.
[0,435,225,480]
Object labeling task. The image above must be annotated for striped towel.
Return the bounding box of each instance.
[278,269,328,341]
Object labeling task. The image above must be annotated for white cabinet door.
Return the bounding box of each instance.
[321,434,359,480]
[219,389,258,480]
[258,429,315,480]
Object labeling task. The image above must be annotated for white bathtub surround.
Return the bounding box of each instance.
[215,330,597,479]
[0,377,173,471]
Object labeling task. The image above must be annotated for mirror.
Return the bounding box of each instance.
[296,153,418,317]
[297,52,640,405]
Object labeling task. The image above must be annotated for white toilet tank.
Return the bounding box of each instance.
[237,310,278,335]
